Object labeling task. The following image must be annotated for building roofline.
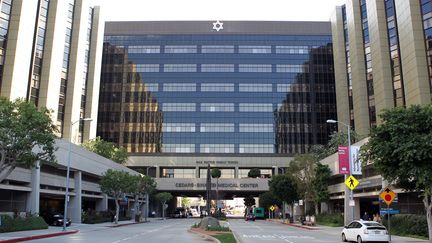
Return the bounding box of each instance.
[105,20,332,36]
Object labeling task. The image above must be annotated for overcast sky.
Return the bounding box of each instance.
[90,0,346,22]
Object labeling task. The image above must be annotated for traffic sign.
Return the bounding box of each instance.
[344,175,359,190]
[269,205,275,212]
[380,187,397,206]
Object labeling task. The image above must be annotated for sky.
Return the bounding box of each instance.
[90,0,346,22]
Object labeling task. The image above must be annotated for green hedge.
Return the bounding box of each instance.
[315,213,344,227]
[82,211,131,224]
[382,214,428,238]
[0,215,48,233]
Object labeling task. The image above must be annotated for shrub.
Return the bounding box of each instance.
[0,215,48,233]
[207,225,231,232]
[82,211,131,224]
[212,211,226,220]
[382,214,428,238]
[315,213,343,227]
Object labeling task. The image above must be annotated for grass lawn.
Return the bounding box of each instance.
[213,233,237,243]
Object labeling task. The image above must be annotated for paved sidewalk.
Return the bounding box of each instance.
[0,218,162,242]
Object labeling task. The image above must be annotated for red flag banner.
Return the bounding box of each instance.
[338,146,349,174]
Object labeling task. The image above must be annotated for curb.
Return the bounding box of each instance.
[232,230,244,243]
[105,221,145,228]
[0,230,79,243]
[187,229,221,243]
[266,219,320,230]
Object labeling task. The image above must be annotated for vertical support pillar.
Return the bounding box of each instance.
[155,166,160,178]
[26,162,40,214]
[195,166,200,178]
[234,166,239,179]
[69,171,82,223]
[96,193,108,212]
[273,166,279,176]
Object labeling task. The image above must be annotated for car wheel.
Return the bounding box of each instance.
[357,235,362,243]
[341,233,347,242]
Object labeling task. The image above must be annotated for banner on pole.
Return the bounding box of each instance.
[338,146,349,174]
[350,146,362,175]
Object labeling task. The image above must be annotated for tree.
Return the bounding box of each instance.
[181,197,191,208]
[81,137,128,164]
[244,195,256,215]
[363,105,432,242]
[268,174,299,220]
[211,167,221,212]
[155,192,173,219]
[311,130,362,160]
[259,191,282,216]
[312,163,332,214]
[288,154,316,215]
[100,169,134,224]
[0,98,57,182]
[130,175,156,221]
[248,168,261,178]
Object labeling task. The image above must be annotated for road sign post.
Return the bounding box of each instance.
[379,187,397,242]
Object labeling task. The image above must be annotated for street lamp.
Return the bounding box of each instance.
[63,118,92,231]
[326,119,354,224]
[144,166,157,222]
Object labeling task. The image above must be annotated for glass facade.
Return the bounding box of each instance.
[98,32,336,154]
[0,0,12,92]
[360,0,376,127]
[420,0,432,94]
[385,0,405,107]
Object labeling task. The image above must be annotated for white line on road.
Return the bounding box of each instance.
[111,222,181,243]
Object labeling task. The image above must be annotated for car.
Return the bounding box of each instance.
[245,213,256,221]
[42,212,71,227]
[173,207,186,218]
[341,220,389,243]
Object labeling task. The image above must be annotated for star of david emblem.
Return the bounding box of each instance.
[212,20,223,32]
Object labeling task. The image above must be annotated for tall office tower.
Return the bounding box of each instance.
[0,0,104,143]
[331,0,432,135]
[99,21,336,178]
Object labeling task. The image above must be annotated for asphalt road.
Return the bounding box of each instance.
[30,218,206,243]
[227,219,428,243]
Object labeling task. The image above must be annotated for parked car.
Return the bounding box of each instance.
[341,220,389,243]
[42,212,71,227]
[172,207,186,218]
[245,213,256,221]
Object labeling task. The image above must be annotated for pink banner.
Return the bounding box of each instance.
[338,146,349,174]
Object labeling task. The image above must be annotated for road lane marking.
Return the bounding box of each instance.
[111,222,181,243]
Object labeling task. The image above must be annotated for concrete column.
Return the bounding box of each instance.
[96,193,108,212]
[344,186,354,225]
[0,0,39,99]
[366,0,395,124]
[26,162,40,214]
[83,6,104,141]
[273,166,279,176]
[320,202,329,214]
[346,0,371,135]
[331,6,351,129]
[38,0,68,122]
[395,0,431,105]
[234,166,239,179]
[195,166,200,178]
[155,166,160,178]
[69,171,82,223]
[354,197,361,220]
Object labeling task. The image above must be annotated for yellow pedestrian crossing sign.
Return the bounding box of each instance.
[344,175,359,190]
[269,205,275,211]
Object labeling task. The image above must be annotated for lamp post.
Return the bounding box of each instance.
[144,166,157,222]
[63,118,92,231]
[326,119,354,224]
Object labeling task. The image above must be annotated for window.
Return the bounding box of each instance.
[276,64,307,73]
[201,103,234,112]
[163,144,195,153]
[239,45,272,54]
[239,144,274,153]
[136,64,160,72]
[162,103,196,112]
[164,64,197,72]
[165,45,197,53]
[201,64,234,72]
[200,144,234,153]
[200,123,234,132]
[239,103,273,112]
[163,83,196,92]
[162,168,196,178]
[239,124,273,132]
[239,83,272,92]
[277,84,309,92]
[201,45,234,53]
[239,64,272,72]
[276,46,309,54]
[128,45,160,54]
[163,123,195,132]
[144,83,159,92]
[201,83,234,92]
